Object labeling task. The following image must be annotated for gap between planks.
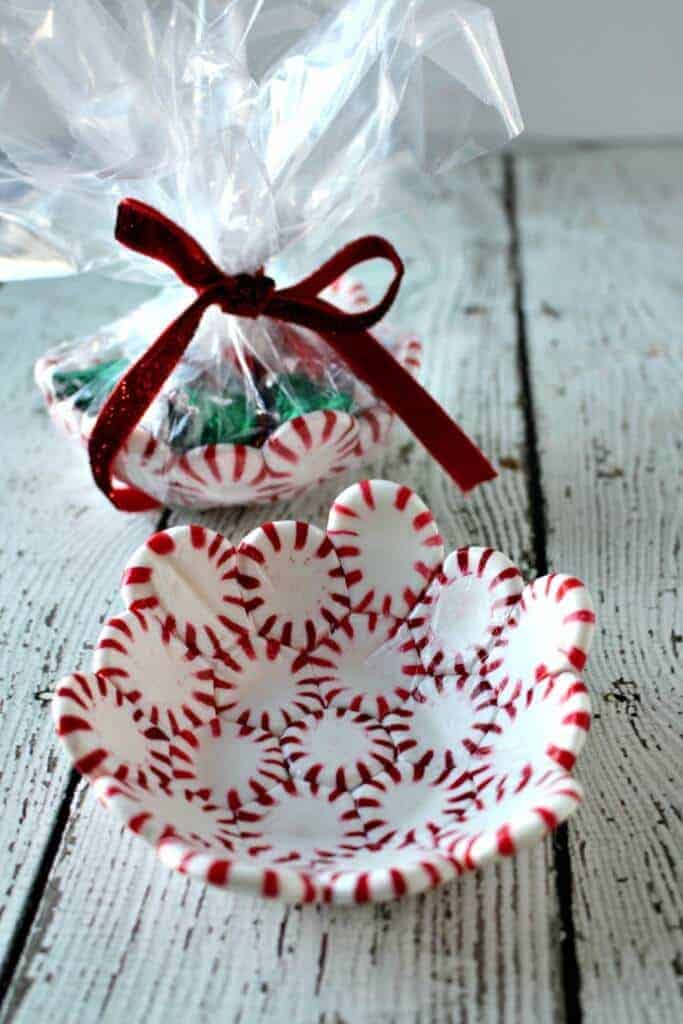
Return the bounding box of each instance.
[503,154,583,1024]
[0,507,171,1015]
[514,145,683,1023]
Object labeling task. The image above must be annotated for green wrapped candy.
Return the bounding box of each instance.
[266,373,354,422]
[52,358,129,412]
[52,358,356,455]
[168,387,268,451]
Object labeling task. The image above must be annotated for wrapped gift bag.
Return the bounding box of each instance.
[0,0,521,510]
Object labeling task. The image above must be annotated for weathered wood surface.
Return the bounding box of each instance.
[0,274,158,975]
[0,145,680,1023]
[0,160,570,1024]
[515,146,683,1021]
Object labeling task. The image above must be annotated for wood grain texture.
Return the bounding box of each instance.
[515,145,683,1022]
[0,160,569,1024]
[0,274,158,968]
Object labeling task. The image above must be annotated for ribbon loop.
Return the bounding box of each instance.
[279,235,403,302]
[90,197,496,511]
[115,198,222,289]
[269,236,403,337]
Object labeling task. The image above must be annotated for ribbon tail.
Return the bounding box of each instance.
[88,293,211,511]
[318,327,496,493]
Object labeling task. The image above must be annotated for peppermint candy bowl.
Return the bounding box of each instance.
[35,274,422,509]
[52,480,595,904]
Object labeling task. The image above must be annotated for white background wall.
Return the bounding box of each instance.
[488,0,683,140]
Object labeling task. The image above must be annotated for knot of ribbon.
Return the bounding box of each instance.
[89,197,495,511]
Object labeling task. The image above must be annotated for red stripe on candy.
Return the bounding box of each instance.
[262,869,280,898]
[147,532,174,555]
[262,523,282,553]
[190,524,206,549]
[562,710,591,730]
[413,510,433,531]
[203,444,221,482]
[496,824,515,856]
[207,860,231,886]
[267,438,298,465]
[128,812,151,834]
[354,873,371,902]
[57,715,92,735]
[390,868,407,897]
[421,860,441,887]
[547,744,576,770]
[535,806,558,830]
[394,485,412,510]
[563,609,595,625]
[478,548,493,575]
[567,646,587,670]
[291,416,313,450]
[555,577,583,602]
[359,480,375,509]
[300,874,317,902]
[489,566,519,589]
[295,522,309,550]
[321,409,336,443]
[123,566,152,585]
[233,444,246,481]
[74,748,108,775]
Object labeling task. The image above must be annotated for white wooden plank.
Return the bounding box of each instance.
[516,145,683,1022]
[3,161,565,1024]
[0,274,158,969]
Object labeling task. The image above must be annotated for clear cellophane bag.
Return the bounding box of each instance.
[0,0,521,507]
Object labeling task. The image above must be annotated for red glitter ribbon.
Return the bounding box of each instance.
[89,198,496,511]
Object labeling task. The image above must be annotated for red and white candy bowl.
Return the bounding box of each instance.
[52,480,595,904]
[35,275,422,509]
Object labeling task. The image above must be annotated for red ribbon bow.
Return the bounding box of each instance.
[89,198,495,511]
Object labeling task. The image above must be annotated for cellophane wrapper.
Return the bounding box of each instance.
[0,0,521,508]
